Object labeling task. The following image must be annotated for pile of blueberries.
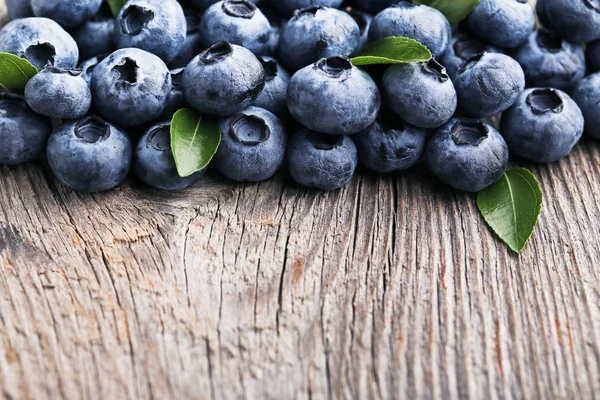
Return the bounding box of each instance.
[1,0,599,193]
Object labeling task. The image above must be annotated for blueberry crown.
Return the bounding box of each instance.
[75,116,111,143]
[422,58,449,83]
[536,29,563,54]
[113,58,138,84]
[0,93,27,117]
[527,89,564,114]
[223,0,257,19]
[44,65,83,76]
[148,123,172,151]
[200,42,234,64]
[307,131,343,150]
[315,57,352,78]
[293,6,324,19]
[25,42,56,69]
[451,119,488,146]
[458,52,484,74]
[230,114,270,145]
[120,5,154,35]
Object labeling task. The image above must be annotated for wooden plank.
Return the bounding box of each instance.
[1,1,599,399]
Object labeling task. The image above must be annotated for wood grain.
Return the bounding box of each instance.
[1,1,599,399]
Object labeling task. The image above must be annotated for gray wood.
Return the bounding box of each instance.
[1,1,599,399]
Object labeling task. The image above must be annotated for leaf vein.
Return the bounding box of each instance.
[503,173,519,246]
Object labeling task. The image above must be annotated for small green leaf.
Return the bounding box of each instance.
[477,168,543,253]
[0,53,38,92]
[350,36,432,67]
[106,0,127,17]
[413,0,480,25]
[171,108,221,178]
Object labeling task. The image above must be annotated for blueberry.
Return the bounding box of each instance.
[135,121,204,190]
[586,40,600,73]
[278,7,360,71]
[271,0,344,17]
[71,5,115,61]
[168,8,204,69]
[0,93,51,165]
[0,17,79,70]
[383,58,457,129]
[369,3,451,57]
[542,0,600,43]
[115,0,186,63]
[91,48,171,126]
[6,0,34,19]
[440,32,503,81]
[345,6,372,55]
[79,55,105,86]
[287,57,380,135]
[455,52,525,118]
[354,112,427,173]
[25,65,91,120]
[287,129,358,190]
[31,0,103,29]
[425,118,509,192]
[572,73,600,139]
[47,116,132,192]
[467,0,535,49]
[158,68,187,120]
[511,29,585,91]
[200,0,271,55]
[253,56,291,117]
[182,42,265,117]
[351,0,396,13]
[501,88,584,163]
[214,106,287,182]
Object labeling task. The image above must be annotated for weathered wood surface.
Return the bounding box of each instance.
[1,1,600,399]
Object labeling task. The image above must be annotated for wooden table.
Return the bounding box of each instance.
[1,1,599,399]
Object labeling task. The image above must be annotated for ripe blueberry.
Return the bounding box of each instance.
[426,118,509,192]
[182,42,265,117]
[47,116,132,192]
[278,6,360,71]
[135,121,205,190]
[501,88,584,163]
[287,129,358,190]
[91,48,171,126]
[287,56,380,135]
[214,106,287,182]
[455,52,525,118]
[383,58,457,129]
[25,65,92,120]
[0,93,52,165]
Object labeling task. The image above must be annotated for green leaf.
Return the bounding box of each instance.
[477,168,543,253]
[0,53,38,92]
[171,108,221,178]
[413,0,480,25]
[106,0,127,17]
[350,36,432,67]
